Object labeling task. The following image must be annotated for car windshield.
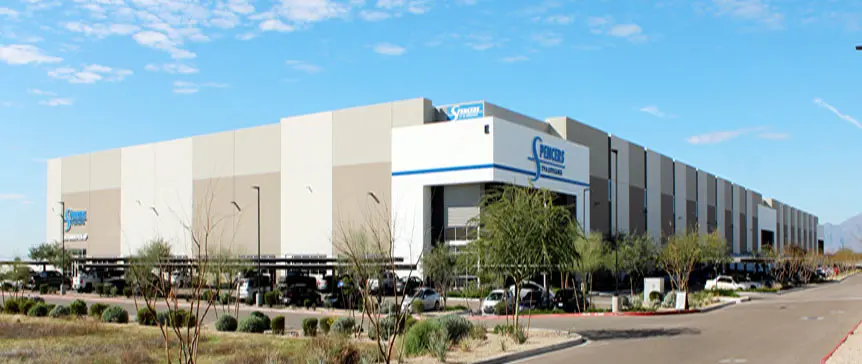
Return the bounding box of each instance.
[487,292,505,300]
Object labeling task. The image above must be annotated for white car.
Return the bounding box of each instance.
[401,287,441,313]
[481,289,515,316]
[171,271,191,288]
[704,275,763,291]
[73,271,123,293]
[239,276,272,300]
[508,281,554,300]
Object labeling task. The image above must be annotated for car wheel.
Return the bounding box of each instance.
[434,301,440,311]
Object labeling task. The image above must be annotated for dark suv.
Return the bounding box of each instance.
[552,288,588,313]
[29,271,69,290]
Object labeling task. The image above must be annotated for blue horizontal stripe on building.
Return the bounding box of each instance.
[392,164,589,187]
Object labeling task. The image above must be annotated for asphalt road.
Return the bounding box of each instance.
[40,275,862,364]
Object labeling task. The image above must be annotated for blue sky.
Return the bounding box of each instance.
[1,0,861,257]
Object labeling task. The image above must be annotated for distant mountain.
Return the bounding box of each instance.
[822,213,862,253]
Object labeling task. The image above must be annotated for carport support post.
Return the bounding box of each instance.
[253,185,263,307]
[59,200,66,296]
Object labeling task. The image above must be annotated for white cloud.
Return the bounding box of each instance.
[272,0,349,23]
[587,16,612,29]
[236,32,257,40]
[0,44,62,65]
[259,19,295,32]
[757,132,790,140]
[589,17,647,42]
[132,30,196,59]
[531,31,563,47]
[172,80,227,94]
[543,15,573,25]
[39,98,73,107]
[0,101,20,108]
[48,64,133,84]
[712,0,783,29]
[359,10,390,21]
[228,0,255,15]
[639,105,667,118]
[465,34,504,51]
[28,88,55,96]
[814,98,862,129]
[0,7,19,18]
[65,22,139,39]
[145,62,199,74]
[285,59,322,73]
[0,194,26,201]
[374,0,431,16]
[501,55,529,63]
[608,24,643,38]
[373,42,406,56]
[686,127,764,145]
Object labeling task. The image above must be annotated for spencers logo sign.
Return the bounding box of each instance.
[527,136,566,182]
[444,102,484,121]
[64,209,87,232]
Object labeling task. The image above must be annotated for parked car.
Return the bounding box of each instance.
[239,275,272,300]
[170,271,191,288]
[704,275,763,291]
[368,271,402,295]
[481,289,515,315]
[29,271,70,290]
[277,273,317,292]
[552,288,588,313]
[397,276,424,296]
[282,283,321,307]
[508,281,554,300]
[401,287,441,313]
[73,270,124,292]
[519,289,551,310]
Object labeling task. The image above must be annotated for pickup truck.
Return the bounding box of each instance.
[73,271,125,293]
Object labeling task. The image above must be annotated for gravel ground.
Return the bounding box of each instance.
[827,325,862,364]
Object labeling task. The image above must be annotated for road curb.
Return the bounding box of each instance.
[471,334,586,364]
[821,318,862,364]
[467,309,700,320]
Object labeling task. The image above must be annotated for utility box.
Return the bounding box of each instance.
[644,278,665,303]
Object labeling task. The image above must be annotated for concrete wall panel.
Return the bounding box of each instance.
[716,178,726,237]
[120,144,156,256]
[89,149,121,191]
[697,170,708,234]
[193,131,235,180]
[628,143,645,189]
[646,150,662,242]
[610,136,630,233]
[87,189,121,256]
[548,117,609,178]
[332,162,392,253]
[282,112,333,257]
[61,154,90,193]
[192,177,236,255]
[233,173,281,256]
[46,159,62,245]
[392,98,434,128]
[333,103,392,166]
[674,161,687,234]
[154,139,193,256]
[234,124,281,176]
[660,155,674,195]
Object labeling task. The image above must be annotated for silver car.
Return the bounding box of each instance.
[401,287,441,313]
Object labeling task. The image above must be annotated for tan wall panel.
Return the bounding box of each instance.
[62,192,89,237]
[90,149,121,190]
[193,131,235,179]
[392,98,433,128]
[333,103,392,166]
[233,173,281,256]
[332,162,392,250]
[235,124,281,176]
[61,154,90,193]
[192,177,237,255]
[88,189,121,256]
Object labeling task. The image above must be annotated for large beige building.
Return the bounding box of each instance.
[46,97,821,262]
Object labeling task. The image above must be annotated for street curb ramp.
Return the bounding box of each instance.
[471,334,586,364]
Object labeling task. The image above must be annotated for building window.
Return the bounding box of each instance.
[444,226,479,242]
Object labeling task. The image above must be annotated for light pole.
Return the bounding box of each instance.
[252,185,262,307]
[610,148,620,311]
[59,201,66,295]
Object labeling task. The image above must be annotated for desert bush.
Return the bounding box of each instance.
[437,314,472,343]
[368,315,402,340]
[220,292,232,305]
[89,303,108,318]
[494,301,508,316]
[244,295,255,306]
[110,286,119,297]
[238,315,268,333]
[330,317,355,336]
[271,315,286,335]
[69,299,87,316]
[27,303,49,317]
[493,324,526,343]
[215,315,238,332]
[101,305,129,323]
[156,309,197,328]
[20,299,37,315]
[404,319,448,356]
[49,305,70,318]
[649,291,663,302]
[123,287,133,298]
[405,315,417,331]
[661,292,676,308]
[45,304,56,312]
[95,284,106,296]
[427,324,449,362]
[264,291,280,307]
[411,300,424,314]
[302,336,365,364]
[4,299,21,314]
[137,307,157,326]
[39,285,49,295]
[301,317,317,337]
[250,311,270,328]
[470,324,487,340]
[318,316,334,334]
[201,290,214,302]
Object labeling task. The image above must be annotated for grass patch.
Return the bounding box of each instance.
[443,305,470,312]
[744,287,780,293]
[0,315,357,364]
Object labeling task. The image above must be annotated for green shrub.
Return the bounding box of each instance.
[250,311,270,328]
[470,324,487,340]
[20,299,37,315]
[494,301,508,316]
[95,284,106,296]
[110,286,119,297]
[215,315,238,332]
[4,299,21,314]
[404,319,447,356]
[427,324,449,362]
[302,317,317,337]
[368,315,403,341]
[302,336,365,364]
[411,300,424,314]
[49,305,70,318]
[45,304,56,312]
[244,295,255,306]
[69,299,87,316]
[649,291,663,302]
[264,291,280,307]
[137,307,157,326]
[331,317,355,336]
[715,289,740,297]
[123,287,133,298]
[101,305,129,323]
[270,315,286,335]
[237,315,268,333]
[437,314,472,343]
[319,316,334,334]
[27,303,49,317]
[201,290,214,302]
[220,292,231,305]
[156,310,197,328]
[303,298,312,308]
[405,315,418,332]
[39,285,49,295]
